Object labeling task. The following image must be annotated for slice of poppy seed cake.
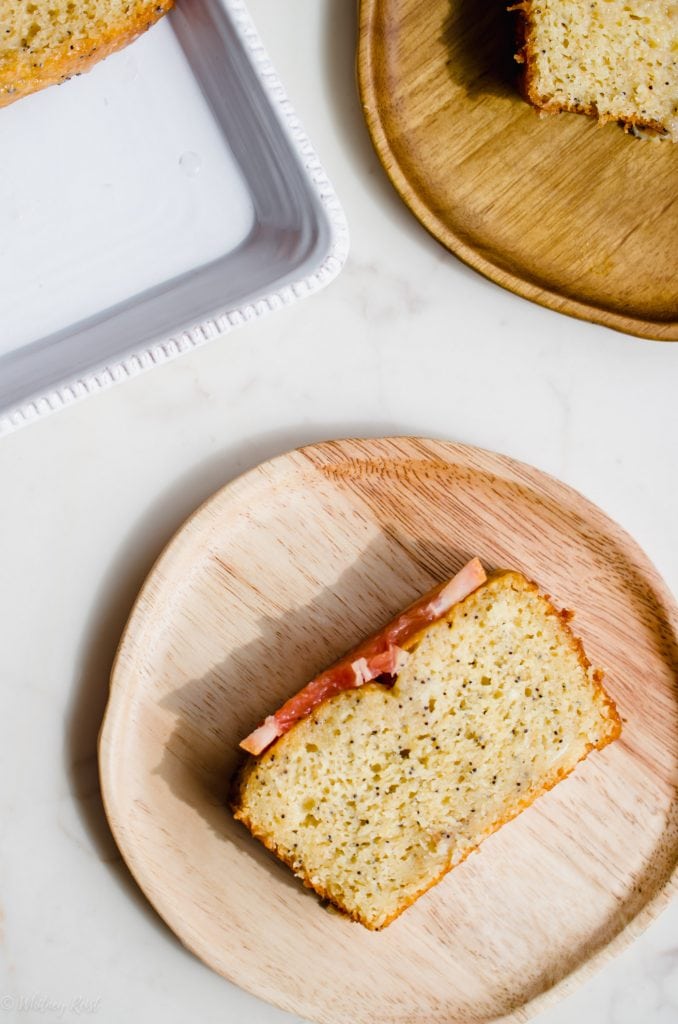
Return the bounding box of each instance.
[232,570,621,930]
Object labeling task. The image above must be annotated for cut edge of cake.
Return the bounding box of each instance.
[510,1,677,141]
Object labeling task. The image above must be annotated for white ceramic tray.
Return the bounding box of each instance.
[0,0,348,436]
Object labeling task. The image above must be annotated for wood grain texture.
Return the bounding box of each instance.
[99,437,678,1024]
[357,0,678,341]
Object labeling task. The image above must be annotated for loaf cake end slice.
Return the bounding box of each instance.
[512,1,678,140]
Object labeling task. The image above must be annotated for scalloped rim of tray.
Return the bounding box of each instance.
[0,0,348,437]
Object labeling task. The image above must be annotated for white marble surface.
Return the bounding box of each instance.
[1,1,677,1022]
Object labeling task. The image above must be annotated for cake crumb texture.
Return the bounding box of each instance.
[0,0,173,106]
[233,571,622,930]
[514,1,678,139]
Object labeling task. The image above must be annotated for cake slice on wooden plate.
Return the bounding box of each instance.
[512,1,678,140]
[0,0,173,107]
[232,560,621,930]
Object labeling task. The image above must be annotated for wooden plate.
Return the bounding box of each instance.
[357,0,678,341]
[99,437,678,1024]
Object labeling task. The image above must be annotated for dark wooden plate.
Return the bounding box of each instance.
[358,0,678,340]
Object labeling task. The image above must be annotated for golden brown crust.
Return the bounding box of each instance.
[509,0,670,138]
[0,1,173,108]
[231,571,622,930]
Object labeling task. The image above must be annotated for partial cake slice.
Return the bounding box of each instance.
[0,0,173,107]
[232,567,621,930]
[512,1,678,140]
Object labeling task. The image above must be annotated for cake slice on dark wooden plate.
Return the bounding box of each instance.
[512,1,677,140]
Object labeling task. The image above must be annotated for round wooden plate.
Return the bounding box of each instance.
[99,437,678,1024]
[357,0,678,341]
